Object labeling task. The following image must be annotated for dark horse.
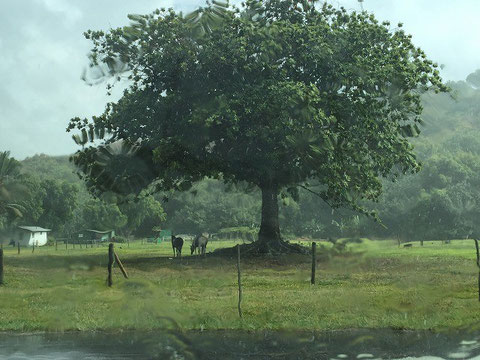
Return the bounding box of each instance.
[191,234,208,256]
[171,235,184,258]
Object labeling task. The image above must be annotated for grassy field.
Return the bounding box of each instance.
[0,238,480,332]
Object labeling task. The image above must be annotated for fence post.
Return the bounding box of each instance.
[237,244,243,318]
[311,242,317,285]
[55,239,58,251]
[108,243,114,287]
[17,241,20,255]
[474,239,480,302]
[0,249,4,285]
[32,241,35,254]
[65,238,68,250]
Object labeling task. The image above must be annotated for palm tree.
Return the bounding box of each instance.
[0,151,24,219]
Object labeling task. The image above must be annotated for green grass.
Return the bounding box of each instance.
[0,238,480,332]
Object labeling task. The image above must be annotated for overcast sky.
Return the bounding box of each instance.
[1,0,479,160]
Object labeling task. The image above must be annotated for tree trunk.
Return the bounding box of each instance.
[257,186,283,252]
[213,186,306,257]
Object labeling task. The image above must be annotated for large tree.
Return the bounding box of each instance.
[69,0,447,253]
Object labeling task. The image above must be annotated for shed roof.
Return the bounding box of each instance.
[18,226,51,232]
[84,229,114,234]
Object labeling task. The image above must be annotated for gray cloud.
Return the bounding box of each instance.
[0,0,478,159]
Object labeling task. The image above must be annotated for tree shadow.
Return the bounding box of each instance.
[3,252,241,272]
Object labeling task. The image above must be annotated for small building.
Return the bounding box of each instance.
[16,226,51,247]
[76,229,115,244]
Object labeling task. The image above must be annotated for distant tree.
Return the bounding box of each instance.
[0,151,21,180]
[37,179,78,234]
[119,195,166,237]
[69,0,447,253]
[81,198,127,232]
[409,189,459,242]
[370,130,480,242]
[1,154,80,238]
[16,177,46,225]
[162,179,260,234]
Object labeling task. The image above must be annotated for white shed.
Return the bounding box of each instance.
[16,226,51,247]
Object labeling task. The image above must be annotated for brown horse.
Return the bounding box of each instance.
[171,235,184,258]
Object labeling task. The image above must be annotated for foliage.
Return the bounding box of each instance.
[112,235,128,243]
[118,195,166,237]
[68,0,447,250]
[162,179,260,234]
[21,154,79,184]
[37,179,78,234]
[9,72,480,241]
[367,76,480,241]
[80,198,127,232]
[13,176,79,235]
[14,154,166,238]
[0,151,21,179]
[217,226,258,241]
[16,176,47,224]
[0,151,25,222]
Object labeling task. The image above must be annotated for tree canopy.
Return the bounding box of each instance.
[69,0,448,253]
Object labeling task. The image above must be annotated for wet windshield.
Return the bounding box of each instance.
[1,1,480,359]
